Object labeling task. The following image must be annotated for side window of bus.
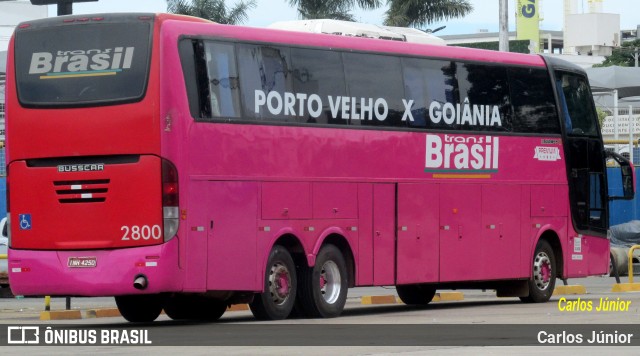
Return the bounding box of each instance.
[203,41,241,118]
[555,71,597,136]
[342,52,405,127]
[457,63,512,132]
[290,48,348,125]
[508,68,561,134]
[237,44,295,122]
[402,58,457,129]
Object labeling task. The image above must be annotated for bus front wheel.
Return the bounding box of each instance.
[115,294,164,322]
[297,244,348,318]
[520,240,556,303]
[250,245,297,320]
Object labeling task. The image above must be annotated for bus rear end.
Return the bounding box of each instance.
[6,14,181,298]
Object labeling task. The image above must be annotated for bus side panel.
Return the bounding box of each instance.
[396,183,439,285]
[204,181,259,291]
[373,184,395,285]
[520,185,532,278]
[312,182,358,219]
[481,185,521,280]
[587,236,609,275]
[357,183,374,286]
[183,179,209,292]
[439,184,483,282]
[262,182,311,219]
[566,233,588,277]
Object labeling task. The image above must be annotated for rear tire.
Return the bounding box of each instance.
[520,240,556,303]
[250,245,297,320]
[396,284,436,305]
[297,244,348,318]
[115,294,164,322]
[164,294,227,321]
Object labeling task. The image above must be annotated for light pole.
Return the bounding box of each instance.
[499,0,509,52]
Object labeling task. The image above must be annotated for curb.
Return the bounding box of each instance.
[40,310,82,320]
[553,285,586,295]
[37,291,466,319]
[361,292,464,305]
[361,295,396,305]
[39,304,253,321]
[432,292,464,302]
[227,304,249,311]
[611,283,640,292]
[86,308,122,318]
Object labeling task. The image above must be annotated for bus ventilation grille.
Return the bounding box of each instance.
[53,179,110,203]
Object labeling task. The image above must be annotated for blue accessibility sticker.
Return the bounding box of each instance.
[19,214,32,230]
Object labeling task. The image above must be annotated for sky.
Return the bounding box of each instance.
[56,0,640,36]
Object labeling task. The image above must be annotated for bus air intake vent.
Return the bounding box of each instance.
[54,179,110,203]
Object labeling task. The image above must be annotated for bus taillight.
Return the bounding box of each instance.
[162,159,179,242]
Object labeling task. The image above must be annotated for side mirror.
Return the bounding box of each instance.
[607,151,635,200]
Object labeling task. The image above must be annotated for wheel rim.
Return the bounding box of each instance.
[319,260,341,304]
[268,262,291,305]
[533,251,552,291]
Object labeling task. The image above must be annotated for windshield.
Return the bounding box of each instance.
[14,16,152,107]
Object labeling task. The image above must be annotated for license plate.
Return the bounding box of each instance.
[67,257,97,268]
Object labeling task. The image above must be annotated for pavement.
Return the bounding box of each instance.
[0,276,634,322]
[0,287,466,322]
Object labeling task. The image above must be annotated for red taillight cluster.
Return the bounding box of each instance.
[161,159,180,242]
[161,159,179,207]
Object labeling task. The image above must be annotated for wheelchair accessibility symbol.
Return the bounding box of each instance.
[19,214,32,230]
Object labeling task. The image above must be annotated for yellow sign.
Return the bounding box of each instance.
[516,0,540,53]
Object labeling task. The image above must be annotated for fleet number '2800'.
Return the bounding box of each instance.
[121,225,162,240]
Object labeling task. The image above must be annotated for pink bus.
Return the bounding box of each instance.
[6,13,633,322]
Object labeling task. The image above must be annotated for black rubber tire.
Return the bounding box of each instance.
[609,253,617,277]
[297,244,348,318]
[115,294,164,322]
[396,284,436,305]
[249,245,297,320]
[520,240,556,303]
[164,294,227,321]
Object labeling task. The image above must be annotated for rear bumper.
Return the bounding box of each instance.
[8,238,182,296]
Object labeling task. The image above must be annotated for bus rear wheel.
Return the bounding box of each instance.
[164,294,227,321]
[297,244,348,318]
[520,240,556,303]
[250,245,297,320]
[115,294,164,322]
[396,284,436,305]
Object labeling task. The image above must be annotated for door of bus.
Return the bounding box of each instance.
[556,71,608,274]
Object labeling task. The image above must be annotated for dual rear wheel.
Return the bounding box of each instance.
[249,244,348,320]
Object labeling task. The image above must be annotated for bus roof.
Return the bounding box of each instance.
[160,17,547,68]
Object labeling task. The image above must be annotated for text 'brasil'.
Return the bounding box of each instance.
[28,47,135,79]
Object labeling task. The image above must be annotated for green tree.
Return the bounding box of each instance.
[167,0,256,24]
[288,0,381,21]
[594,39,640,67]
[384,0,473,28]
